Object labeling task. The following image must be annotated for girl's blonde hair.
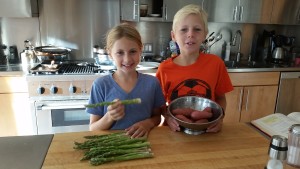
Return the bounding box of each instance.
[172,4,208,34]
[105,23,142,52]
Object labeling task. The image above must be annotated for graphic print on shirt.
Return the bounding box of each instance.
[170,78,212,101]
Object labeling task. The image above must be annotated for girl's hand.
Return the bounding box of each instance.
[106,99,125,121]
[125,121,151,138]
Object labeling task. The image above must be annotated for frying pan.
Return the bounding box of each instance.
[34,45,71,62]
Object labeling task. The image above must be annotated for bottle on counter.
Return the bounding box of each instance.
[224,41,231,61]
[20,40,37,73]
[265,135,288,169]
[287,124,300,168]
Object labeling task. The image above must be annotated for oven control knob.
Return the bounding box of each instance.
[69,86,77,93]
[50,86,58,94]
[36,87,45,95]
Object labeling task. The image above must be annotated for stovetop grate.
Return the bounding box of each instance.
[60,63,99,74]
[30,63,103,75]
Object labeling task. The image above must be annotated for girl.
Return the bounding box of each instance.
[87,24,166,138]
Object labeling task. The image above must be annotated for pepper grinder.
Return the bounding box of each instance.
[287,124,300,167]
[265,135,288,169]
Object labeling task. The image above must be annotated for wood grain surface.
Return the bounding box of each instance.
[42,123,295,169]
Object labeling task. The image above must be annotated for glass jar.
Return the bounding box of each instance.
[287,124,300,167]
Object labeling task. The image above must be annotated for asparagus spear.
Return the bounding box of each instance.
[85,98,142,108]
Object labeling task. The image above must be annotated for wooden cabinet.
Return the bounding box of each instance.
[0,76,32,136]
[223,72,280,123]
[271,0,300,25]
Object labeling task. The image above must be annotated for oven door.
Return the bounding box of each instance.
[35,99,90,134]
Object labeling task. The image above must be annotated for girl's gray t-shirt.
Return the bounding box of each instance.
[86,72,165,129]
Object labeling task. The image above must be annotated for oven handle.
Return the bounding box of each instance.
[41,105,86,110]
[37,101,88,110]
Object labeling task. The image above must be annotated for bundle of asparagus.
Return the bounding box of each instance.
[74,132,153,166]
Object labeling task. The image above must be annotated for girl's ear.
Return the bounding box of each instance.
[171,31,176,41]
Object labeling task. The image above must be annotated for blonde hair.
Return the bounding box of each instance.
[105,23,142,52]
[172,4,208,34]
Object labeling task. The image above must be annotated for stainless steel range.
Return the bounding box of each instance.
[27,62,109,135]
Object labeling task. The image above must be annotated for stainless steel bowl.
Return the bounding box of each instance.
[168,96,223,135]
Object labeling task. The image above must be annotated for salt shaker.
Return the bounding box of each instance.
[287,124,300,167]
[265,135,288,169]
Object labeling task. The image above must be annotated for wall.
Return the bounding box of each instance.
[133,21,300,63]
[0,0,300,64]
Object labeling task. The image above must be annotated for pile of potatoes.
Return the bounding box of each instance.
[171,107,212,123]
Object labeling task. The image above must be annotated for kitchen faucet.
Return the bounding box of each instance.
[231,30,242,63]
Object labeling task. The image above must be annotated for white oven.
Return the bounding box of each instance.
[33,99,90,135]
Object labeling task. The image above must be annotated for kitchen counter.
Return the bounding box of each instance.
[1,63,300,77]
[41,123,297,169]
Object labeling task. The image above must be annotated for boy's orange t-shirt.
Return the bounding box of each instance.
[156,53,233,104]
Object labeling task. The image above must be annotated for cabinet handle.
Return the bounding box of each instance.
[297,8,300,21]
[239,5,244,21]
[238,88,243,112]
[245,89,250,111]
[164,5,168,20]
[133,0,138,20]
[233,6,238,21]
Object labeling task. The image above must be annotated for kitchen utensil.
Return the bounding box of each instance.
[203,32,215,44]
[137,61,160,70]
[167,96,223,135]
[93,47,114,66]
[209,33,223,47]
[287,124,300,167]
[34,45,71,62]
[272,47,286,60]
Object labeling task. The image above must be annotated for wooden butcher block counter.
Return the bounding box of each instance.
[42,123,295,169]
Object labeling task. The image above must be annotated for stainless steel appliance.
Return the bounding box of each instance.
[275,72,300,115]
[27,62,109,134]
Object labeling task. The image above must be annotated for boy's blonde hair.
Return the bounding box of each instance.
[105,23,143,52]
[172,4,208,34]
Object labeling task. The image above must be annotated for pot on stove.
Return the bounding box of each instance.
[34,45,71,63]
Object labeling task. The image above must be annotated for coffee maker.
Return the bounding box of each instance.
[250,30,275,63]
[0,44,7,65]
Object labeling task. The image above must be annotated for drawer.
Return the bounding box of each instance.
[229,72,280,86]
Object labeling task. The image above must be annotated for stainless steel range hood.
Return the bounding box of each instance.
[39,0,120,61]
[0,0,38,17]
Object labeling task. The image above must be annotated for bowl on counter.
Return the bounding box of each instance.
[167,96,223,135]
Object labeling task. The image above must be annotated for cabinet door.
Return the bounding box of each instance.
[163,0,202,22]
[240,85,278,122]
[206,0,239,23]
[224,87,243,123]
[121,0,139,22]
[206,0,270,23]
[271,0,300,25]
[0,93,31,136]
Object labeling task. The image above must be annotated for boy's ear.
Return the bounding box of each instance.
[171,31,176,41]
